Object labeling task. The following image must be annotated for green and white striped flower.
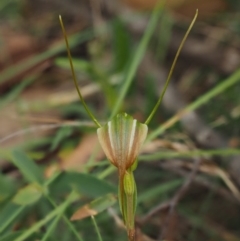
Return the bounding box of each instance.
[97,113,148,175]
[97,113,147,240]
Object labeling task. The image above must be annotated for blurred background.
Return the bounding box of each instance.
[0,0,240,241]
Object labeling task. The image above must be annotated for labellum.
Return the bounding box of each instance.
[59,9,198,241]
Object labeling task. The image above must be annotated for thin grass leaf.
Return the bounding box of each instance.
[138,179,183,202]
[97,165,115,179]
[45,195,83,241]
[0,173,16,201]
[11,149,44,184]
[156,12,173,62]
[55,57,92,72]
[0,172,59,234]
[110,4,164,118]
[145,10,198,125]
[140,148,240,161]
[0,75,37,108]
[50,126,73,151]
[56,57,119,110]
[13,191,78,241]
[148,68,240,141]
[41,211,61,241]
[96,149,240,184]
[0,203,25,234]
[0,30,93,85]
[91,216,103,241]
[111,18,131,72]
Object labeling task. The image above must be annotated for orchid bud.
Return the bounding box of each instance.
[124,171,135,196]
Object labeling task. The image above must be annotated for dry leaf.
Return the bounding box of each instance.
[60,134,104,171]
[71,206,98,220]
[71,194,116,221]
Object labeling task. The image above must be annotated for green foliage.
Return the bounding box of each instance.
[0,203,25,234]
[11,149,44,184]
[110,6,164,119]
[12,183,43,206]
[49,172,116,198]
[0,174,16,202]
[111,18,132,72]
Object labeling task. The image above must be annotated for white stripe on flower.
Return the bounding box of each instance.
[108,121,114,151]
[128,119,136,158]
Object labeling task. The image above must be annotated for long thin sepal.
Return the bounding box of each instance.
[59,15,101,128]
[145,10,198,125]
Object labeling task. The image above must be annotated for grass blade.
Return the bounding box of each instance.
[91,216,103,241]
[147,68,240,141]
[0,30,93,85]
[110,4,164,118]
[140,148,240,161]
[41,212,61,241]
[11,149,44,184]
[13,191,78,241]
[0,203,25,234]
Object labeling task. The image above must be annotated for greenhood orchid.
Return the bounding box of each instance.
[97,113,147,239]
[59,9,198,241]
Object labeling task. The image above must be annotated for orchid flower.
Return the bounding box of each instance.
[59,9,198,241]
